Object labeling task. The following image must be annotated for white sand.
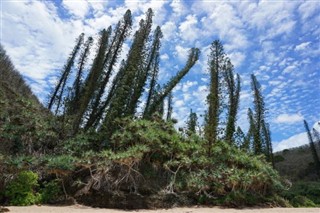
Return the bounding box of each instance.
[4,205,320,213]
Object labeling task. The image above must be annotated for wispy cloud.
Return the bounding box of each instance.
[273,132,308,152]
[274,113,304,124]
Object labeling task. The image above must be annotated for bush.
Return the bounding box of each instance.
[281,181,320,207]
[4,171,40,206]
[97,118,286,207]
[291,195,316,207]
[40,180,62,204]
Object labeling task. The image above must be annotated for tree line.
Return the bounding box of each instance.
[45,8,274,163]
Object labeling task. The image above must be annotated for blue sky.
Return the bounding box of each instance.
[1,0,319,151]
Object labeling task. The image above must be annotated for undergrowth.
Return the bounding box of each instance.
[0,117,289,208]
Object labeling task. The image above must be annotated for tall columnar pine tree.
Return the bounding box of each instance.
[126,26,163,116]
[234,126,245,148]
[261,120,274,167]
[47,33,84,113]
[245,108,255,151]
[313,128,320,150]
[67,36,93,115]
[102,9,154,137]
[144,48,200,117]
[153,84,165,117]
[246,74,274,163]
[72,28,111,134]
[250,74,264,155]
[166,92,173,121]
[90,60,127,129]
[304,120,320,174]
[143,51,160,118]
[186,109,198,134]
[223,59,241,144]
[85,10,132,129]
[205,40,226,156]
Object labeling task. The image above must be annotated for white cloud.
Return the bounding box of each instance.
[273,132,308,152]
[160,53,169,60]
[88,1,108,17]
[124,0,168,26]
[161,21,177,41]
[2,1,103,102]
[62,0,90,18]
[282,65,296,74]
[198,2,248,50]
[178,15,199,42]
[175,45,189,62]
[298,1,320,21]
[228,51,246,68]
[295,42,311,51]
[274,113,304,124]
[181,81,198,92]
[170,0,187,17]
[174,99,184,108]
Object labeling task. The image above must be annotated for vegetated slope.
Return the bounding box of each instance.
[274,142,320,181]
[274,143,320,207]
[0,44,39,103]
[0,44,58,156]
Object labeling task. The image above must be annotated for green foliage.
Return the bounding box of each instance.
[0,83,59,155]
[47,33,84,113]
[46,155,78,171]
[104,118,285,207]
[63,130,100,155]
[40,180,62,204]
[274,143,320,181]
[182,141,284,206]
[290,195,316,207]
[186,109,198,134]
[205,40,225,150]
[281,181,320,207]
[4,171,41,206]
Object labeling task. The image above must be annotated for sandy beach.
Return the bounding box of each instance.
[3,205,320,213]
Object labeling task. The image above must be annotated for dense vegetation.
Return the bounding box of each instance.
[274,142,320,207]
[1,8,319,209]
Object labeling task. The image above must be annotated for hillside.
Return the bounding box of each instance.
[274,142,320,182]
[0,44,39,103]
[0,44,58,156]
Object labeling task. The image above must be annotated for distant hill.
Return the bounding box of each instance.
[274,141,320,181]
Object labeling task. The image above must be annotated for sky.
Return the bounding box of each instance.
[1,0,319,152]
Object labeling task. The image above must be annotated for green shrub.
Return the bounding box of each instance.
[106,118,286,207]
[281,181,320,206]
[40,180,62,204]
[46,155,77,171]
[291,195,316,207]
[4,171,41,206]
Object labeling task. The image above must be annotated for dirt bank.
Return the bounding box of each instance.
[3,205,320,213]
